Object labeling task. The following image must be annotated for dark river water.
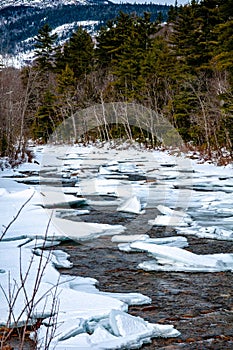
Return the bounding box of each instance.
[57,205,233,349]
[10,145,233,349]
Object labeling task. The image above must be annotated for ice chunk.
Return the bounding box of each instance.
[148,215,189,227]
[99,166,114,175]
[109,309,153,337]
[111,234,149,243]
[22,238,61,249]
[52,217,125,241]
[81,177,121,196]
[157,204,189,218]
[177,225,233,241]
[131,242,217,267]
[37,191,87,209]
[145,236,188,248]
[117,196,145,214]
[119,236,188,252]
[38,311,180,350]
[34,249,73,269]
[55,209,90,218]
[132,242,233,272]
[90,325,118,343]
[138,259,233,272]
[60,275,151,306]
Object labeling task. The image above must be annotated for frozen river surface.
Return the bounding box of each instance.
[0,143,233,349]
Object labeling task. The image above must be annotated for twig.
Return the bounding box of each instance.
[0,190,35,241]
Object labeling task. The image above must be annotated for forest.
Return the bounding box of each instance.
[0,0,232,166]
[0,3,169,54]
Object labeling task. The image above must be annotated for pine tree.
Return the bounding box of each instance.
[34,23,58,72]
[142,35,177,111]
[170,0,221,73]
[96,12,155,100]
[32,90,57,142]
[213,19,233,82]
[56,27,94,79]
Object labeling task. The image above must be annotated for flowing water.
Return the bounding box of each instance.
[12,145,233,349]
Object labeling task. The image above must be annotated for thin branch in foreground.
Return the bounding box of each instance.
[0,190,35,241]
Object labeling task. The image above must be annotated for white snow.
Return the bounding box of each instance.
[1,142,233,348]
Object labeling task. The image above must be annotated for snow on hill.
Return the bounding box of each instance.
[0,20,99,68]
[0,0,92,9]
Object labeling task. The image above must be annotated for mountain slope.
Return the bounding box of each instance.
[0,2,170,65]
[0,0,99,10]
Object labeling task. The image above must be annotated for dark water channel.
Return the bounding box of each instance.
[58,205,233,350]
[5,149,233,350]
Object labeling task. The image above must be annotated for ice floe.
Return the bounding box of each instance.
[37,191,87,209]
[34,309,180,350]
[117,236,189,253]
[148,215,190,227]
[177,224,233,241]
[157,204,190,218]
[117,195,145,214]
[130,242,233,272]
[59,274,151,306]
[111,234,150,243]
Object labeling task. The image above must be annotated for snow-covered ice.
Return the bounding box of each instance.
[0,145,183,349]
[1,142,233,348]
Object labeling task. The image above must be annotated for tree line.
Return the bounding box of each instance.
[0,3,168,54]
[0,0,232,164]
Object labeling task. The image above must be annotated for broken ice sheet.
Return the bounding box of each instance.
[55,209,90,218]
[35,309,180,350]
[177,224,233,241]
[118,236,188,253]
[59,274,151,306]
[148,205,192,227]
[130,242,233,272]
[111,234,150,243]
[157,204,190,218]
[36,191,87,209]
[117,195,146,214]
[148,215,190,227]
[78,176,122,197]
[52,217,125,241]
[34,249,73,269]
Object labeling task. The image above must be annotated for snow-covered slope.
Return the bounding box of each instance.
[0,0,94,10]
[0,0,169,67]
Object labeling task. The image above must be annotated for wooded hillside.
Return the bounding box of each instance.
[0,0,232,164]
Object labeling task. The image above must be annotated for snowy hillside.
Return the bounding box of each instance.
[0,0,96,10]
[0,1,169,65]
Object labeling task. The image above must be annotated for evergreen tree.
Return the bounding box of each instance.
[56,27,94,79]
[170,0,221,73]
[96,12,155,99]
[142,35,176,111]
[96,12,154,69]
[213,19,233,82]
[34,23,58,72]
[32,90,57,142]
